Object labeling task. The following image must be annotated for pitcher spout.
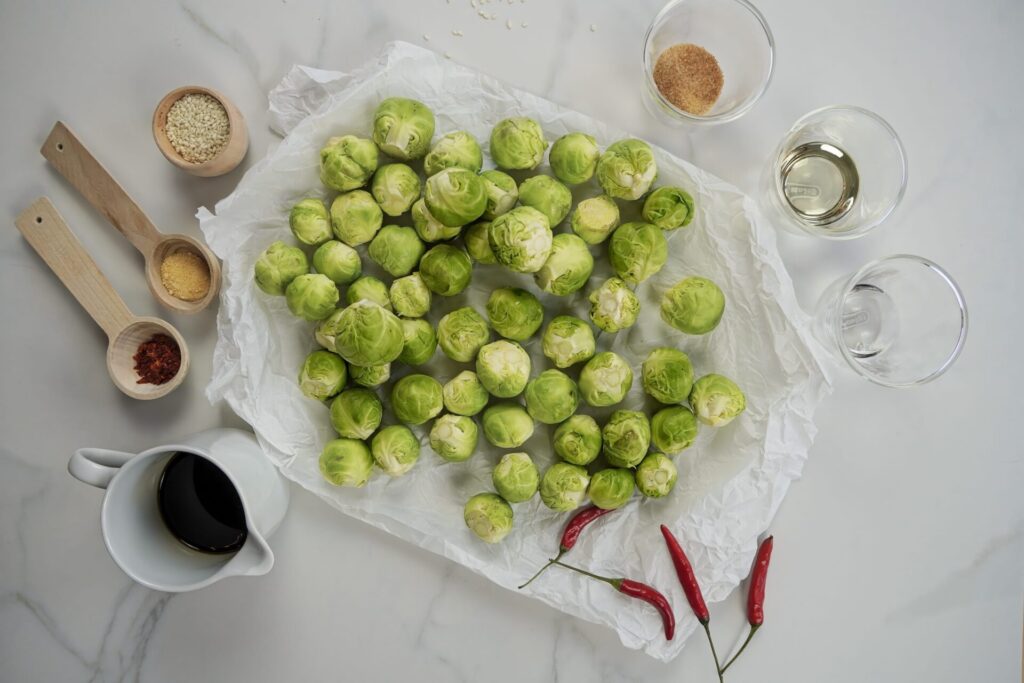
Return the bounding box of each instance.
[220,532,275,578]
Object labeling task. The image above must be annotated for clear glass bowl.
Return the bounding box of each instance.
[642,0,775,126]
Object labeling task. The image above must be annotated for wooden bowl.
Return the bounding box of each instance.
[146,234,221,314]
[152,86,248,177]
[107,317,190,400]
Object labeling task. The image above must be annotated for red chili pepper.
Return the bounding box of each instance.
[552,560,675,640]
[518,506,615,589]
[722,536,774,674]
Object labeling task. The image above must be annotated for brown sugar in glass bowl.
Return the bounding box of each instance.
[153,86,248,177]
[653,44,724,116]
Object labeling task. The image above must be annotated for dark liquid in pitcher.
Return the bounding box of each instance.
[157,453,247,554]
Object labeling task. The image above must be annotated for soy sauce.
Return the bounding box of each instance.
[157,453,247,554]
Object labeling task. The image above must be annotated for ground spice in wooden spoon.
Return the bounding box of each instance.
[653,43,724,116]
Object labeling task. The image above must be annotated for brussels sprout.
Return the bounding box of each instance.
[635,453,678,498]
[689,374,746,427]
[429,414,479,462]
[571,195,620,245]
[492,452,540,503]
[333,300,405,367]
[319,438,374,487]
[488,206,553,273]
[549,132,600,185]
[486,288,543,341]
[350,363,391,388]
[552,414,602,466]
[542,316,596,369]
[289,198,332,246]
[372,97,435,160]
[298,350,347,400]
[346,275,392,311]
[642,186,695,231]
[313,240,362,285]
[443,371,490,416]
[320,135,379,192]
[650,405,699,453]
[476,340,531,398]
[481,402,535,448]
[588,468,635,510]
[642,347,695,404]
[411,198,462,242]
[595,138,657,200]
[330,190,383,246]
[424,168,487,228]
[539,463,590,512]
[371,164,421,217]
[479,170,519,219]
[464,493,513,544]
[609,222,668,284]
[524,369,579,424]
[489,117,548,170]
[463,222,496,264]
[579,351,633,407]
[535,233,594,296]
[419,245,473,296]
[286,273,339,321]
[437,307,490,362]
[390,374,444,425]
[371,425,421,477]
[588,277,640,333]
[368,225,425,277]
[660,276,726,335]
[398,318,437,365]
[518,175,572,227]
[254,241,309,295]
[329,388,383,439]
[602,410,651,468]
[389,273,432,317]
[314,308,346,351]
[424,131,483,176]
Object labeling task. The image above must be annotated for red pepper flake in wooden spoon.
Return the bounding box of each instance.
[133,334,181,385]
[653,43,724,116]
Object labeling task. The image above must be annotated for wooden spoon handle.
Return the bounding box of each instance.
[15,198,135,340]
[41,121,163,257]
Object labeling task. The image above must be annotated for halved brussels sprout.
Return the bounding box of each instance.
[429,413,479,462]
[689,374,746,427]
[524,369,579,424]
[486,287,544,341]
[329,387,383,439]
[642,186,695,231]
[372,97,435,160]
[488,206,553,273]
[350,363,391,388]
[298,350,347,401]
[254,241,309,295]
[286,273,339,321]
[481,402,535,448]
[518,175,572,227]
[479,170,519,219]
[464,221,497,264]
[595,138,657,200]
[602,410,651,468]
[424,167,487,228]
[368,225,425,277]
[535,233,594,296]
[588,468,635,510]
[346,275,392,311]
[419,244,473,296]
[650,405,699,454]
[552,414,602,466]
[330,190,383,246]
[660,276,726,335]
[492,452,540,503]
[389,273,431,318]
[489,117,548,170]
[398,318,437,365]
[641,347,694,404]
[476,340,531,398]
[571,195,620,245]
[635,453,678,498]
[390,374,444,425]
[424,131,483,176]
[332,300,405,367]
[464,493,513,543]
[289,198,332,246]
[539,462,590,511]
[609,222,668,284]
[549,132,600,185]
[588,277,640,333]
[320,135,379,192]
[411,198,461,242]
[314,308,346,351]
[371,164,421,217]
[579,351,633,407]
[542,315,596,369]
[443,370,490,416]
[371,425,421,477]
[319,438,374,487]
[313,240,362,285]
[437,307,490,362]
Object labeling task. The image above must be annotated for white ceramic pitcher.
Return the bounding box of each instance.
[68,428,289,592]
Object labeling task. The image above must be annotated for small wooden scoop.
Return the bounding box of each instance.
[15,198,189,400]
[41,121,221,314]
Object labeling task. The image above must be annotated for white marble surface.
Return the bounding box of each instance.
[0,0,1020,680]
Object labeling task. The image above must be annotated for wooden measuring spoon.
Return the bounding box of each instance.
[41,121,221,314]
[15,198,189,400]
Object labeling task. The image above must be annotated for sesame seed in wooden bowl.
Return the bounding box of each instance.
[153,86,248,177]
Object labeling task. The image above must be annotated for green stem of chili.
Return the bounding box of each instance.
[518,551,564,589]
[720,624,759,674]
[703,622,724,682]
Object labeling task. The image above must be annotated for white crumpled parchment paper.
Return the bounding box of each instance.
[199,42,831,661]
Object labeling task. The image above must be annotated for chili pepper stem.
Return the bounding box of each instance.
[702,621,724,682]
[720,624,759,674]
[518,551,564,589]
[550,559,619,588]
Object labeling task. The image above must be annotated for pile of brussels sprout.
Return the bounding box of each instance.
[254,97,747,544]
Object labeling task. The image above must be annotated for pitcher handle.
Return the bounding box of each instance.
[69,448,135,489]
